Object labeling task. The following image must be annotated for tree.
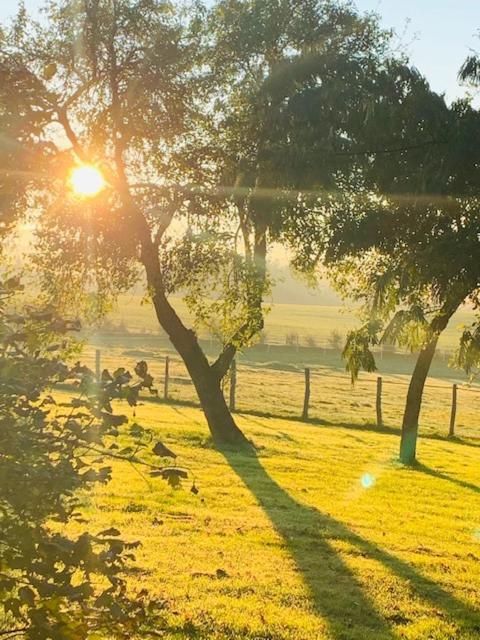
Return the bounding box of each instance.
[0,276,189,638]
[459,53,480,86]
[285,91,480,464]
[0,0,400,445]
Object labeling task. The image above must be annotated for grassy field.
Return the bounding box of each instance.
[107,295,475,351]
[80,334,480,440]
[65,400,480,640]
[87,295,480,438]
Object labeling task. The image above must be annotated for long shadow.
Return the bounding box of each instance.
[222,447,480,639]
[415,462,480,495]
[234,409,480,450]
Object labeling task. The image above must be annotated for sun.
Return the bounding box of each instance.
[70,165,105,197]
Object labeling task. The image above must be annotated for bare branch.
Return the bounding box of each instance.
[56,107,87,162]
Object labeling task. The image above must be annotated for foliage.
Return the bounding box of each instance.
[326,330,342,351]
[342,321,379,382]
[1,0,432,441]
[0,0,414,364]
[285,332,299,347]
[0,278,189,638]
[455,319,480,381]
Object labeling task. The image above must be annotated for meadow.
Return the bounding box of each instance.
[64,296,480,638]
[105,295,476,351]
[67,401,480,640]
[82,295,480,441]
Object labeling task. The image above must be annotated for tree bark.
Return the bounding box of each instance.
[399,336,439,465]
[140,236,248,445]
[399,307,457,465]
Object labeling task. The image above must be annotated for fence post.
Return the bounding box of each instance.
[95,349,101,382]
[229,359,237,412]
[302,368,311,420]
[376,376,383,427]
[164,356,170,401]
[449,383,457,437]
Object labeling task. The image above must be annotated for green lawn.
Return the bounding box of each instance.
[71,401,480,639]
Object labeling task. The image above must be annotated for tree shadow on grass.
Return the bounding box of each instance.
[414,462,480,495]
[221,446,480,640]
[235,409,480,450]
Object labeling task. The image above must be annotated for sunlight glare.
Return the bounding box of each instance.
[361,473,376,489]
[70,165,105,197]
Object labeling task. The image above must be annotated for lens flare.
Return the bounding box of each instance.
[361,473,376,489]
[70,165,105,197]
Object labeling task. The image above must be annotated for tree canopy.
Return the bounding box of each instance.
[284,90,480,463]
[2,0,475,453]
[0,0,421,444]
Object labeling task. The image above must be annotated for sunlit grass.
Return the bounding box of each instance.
[105,294,475,351]
[64,401,480,639]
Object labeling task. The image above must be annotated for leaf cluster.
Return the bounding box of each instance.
[0,279,187,639]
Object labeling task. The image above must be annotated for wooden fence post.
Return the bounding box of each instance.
[95,349,101,382]
[302,368,311,420]
[449,383,457,437]
[376,376,383,427]
[164,356,170,401]
[229,359,237,412]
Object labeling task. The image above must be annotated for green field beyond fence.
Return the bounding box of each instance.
[109,296,476,351]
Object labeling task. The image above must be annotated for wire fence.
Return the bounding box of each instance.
[81,346,480,441]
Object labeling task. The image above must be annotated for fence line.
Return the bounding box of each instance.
[90,349,480,440]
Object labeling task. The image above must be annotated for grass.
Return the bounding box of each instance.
[67,399,480,639]
[81,293,480,439]
[107,294,475,351]
[79,336,480,440]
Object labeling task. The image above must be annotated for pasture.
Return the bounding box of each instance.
[82,294,480,440]
[72,298,480,638]
[105,295,476,351]
[68,401,480,640]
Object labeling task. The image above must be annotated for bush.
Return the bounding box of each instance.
[305,335,318,348]
[327,329,344,351]
[0,279,186,638]
[285,332,299,347]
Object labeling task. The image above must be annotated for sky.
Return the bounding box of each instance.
[0,0,478,102]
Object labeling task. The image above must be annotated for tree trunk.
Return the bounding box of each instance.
[140,238,248,445]
[399,337,439,465]
[152,292,248,444]
[192,362,246,445]
[399,307,457,465]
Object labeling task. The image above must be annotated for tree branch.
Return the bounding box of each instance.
[332,138,448,157]
[56,107,87,162]
[211,342,237,380]
[0,628,29,638]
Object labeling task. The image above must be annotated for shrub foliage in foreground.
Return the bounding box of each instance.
[0,278,184,638]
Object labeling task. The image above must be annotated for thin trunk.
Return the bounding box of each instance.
[399,307,457,465]
[399,336,439,465]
